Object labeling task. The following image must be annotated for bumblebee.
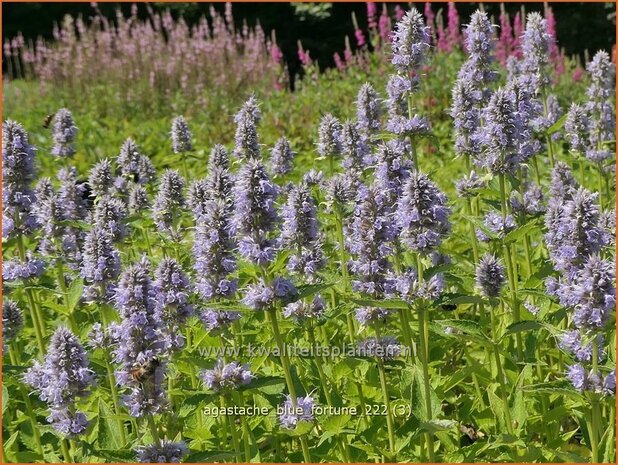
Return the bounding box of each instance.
[42,113,55,129]
[129,358,161,383]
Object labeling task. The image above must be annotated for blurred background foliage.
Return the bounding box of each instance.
[3,2,616,80]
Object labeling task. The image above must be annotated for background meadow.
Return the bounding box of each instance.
[2,2,616,463]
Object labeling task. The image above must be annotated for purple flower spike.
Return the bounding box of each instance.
[24,327,94,436]
[51,108,78,158]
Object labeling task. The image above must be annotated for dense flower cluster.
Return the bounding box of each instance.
[2,300,23,345]
[202,360,253,392]
[152,170,186,239]
[279,395,315,429]
[396,171,450,253]
[476,254,506,298]
[136,441,188,463]
[280,182,324,277]
[234,96,261,160]
[24,327,94,436]
[232,160,279,265]
[50,108,78,158]
[80,226,121,302]
[193,199,238,299]
[171,116,193,154]
[113,258,169,417]
[153,259,194,349]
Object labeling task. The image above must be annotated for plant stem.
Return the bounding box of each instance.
[492,301,514,435]
[237,391,252,462]
[55,260,78,333]
[589,339,601,463]
[266,308,312,463]
[147,415,161,447]
[498,174,523,360]
[334,201,357,341]
[418,305,435,462]
[60,438,73,463]
[308,326,351,462]
[15,231,46,354]
[377,357,396,456]
[224,396,241,462]
[9,343,44,458]
[407,93,418,169]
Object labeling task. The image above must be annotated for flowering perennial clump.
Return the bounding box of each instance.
[2,5,616,463]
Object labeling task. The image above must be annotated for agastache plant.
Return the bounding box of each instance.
[24,327,94,436]
[153,258,194,350]
[50,108,78,158]
[270,137,295,176]
[232,160,279,266]
[80,225,121,303]
[152,169,186,240]
[2,120,37,238]
[193,198,238,300]
[280,182,324,278]
[113,257,169,418]
[233,95,261,160]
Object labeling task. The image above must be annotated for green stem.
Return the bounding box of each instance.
[589,339,600,463]
[55,260,78,333]
[9,343,44,458]
[498,174,523,360]
[237,391,252,462]
[147,415,161,447]
[60,438,73,463]
[492,301,514,435]
[377,357,396,456]
[407,93,418,169]
[542,91,555,167]
[418,305,435,461]
[308,326,351,462]
[15,231,46,354]
[224,396,241,462]
[334,201,356,341]
[266,309,312,463]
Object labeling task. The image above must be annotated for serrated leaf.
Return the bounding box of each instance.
[419,419,457,433]
[522,382,586,400]
[434,319,491,343]
[501,320,545,339]
[321,414,351,434]
[504,219,540,244]
[97,399,123,449]
[67,278,84,311]
[294,283,334,301]
[546,113,566,135]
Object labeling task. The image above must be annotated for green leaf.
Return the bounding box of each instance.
[321,414,351,434]
[419,419,457,433]
[433,319,491,343]
[294,283,334,301]
[504,219,540,244]
[501,320,545,339]
[97,399,123,449]
[67,278,84,311]
[546,113,566,135]
[512,365,532,431]
[2,385,8,415]
[522,382,586,400]
[245,376,285,394]
[436,293,484,306]
[487,388,508,432]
